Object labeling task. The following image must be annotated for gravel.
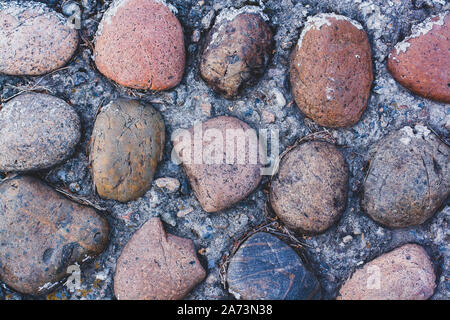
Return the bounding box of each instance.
[0,0,448,300]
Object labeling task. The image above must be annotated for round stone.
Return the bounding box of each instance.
[387,12,450,103]
[227,232,321,300]
[200,7,273,98]
[0,92,81,172]
[172,116,263,213]
[338,244,436,300]
[0,176,109,296]
[290,13,373,128]
[270,141,349,234]
[0,1,78,76]
[89,98,165,202]
[94,0,185,90]
[114,218,206,300]
[362,124,450,228]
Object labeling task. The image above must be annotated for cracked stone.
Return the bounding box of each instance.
[89,98,165,202]
[362,124,450,228]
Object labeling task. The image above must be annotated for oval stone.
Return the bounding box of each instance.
[89,99,165,202]
[362,125,449,228]
[387,13,450,103]
[338,244,436,300]
[200,7,273,98]
[227,232,321,300]
[270,141,349,234]
[290,13,373,128]
[172,116,262,213]
[114,218,206,300]
[94,0,185,90]
[0,1,78,76]
[0,176,109,296]
[0,93,81,172]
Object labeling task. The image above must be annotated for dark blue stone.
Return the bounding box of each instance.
[227,232,321,300]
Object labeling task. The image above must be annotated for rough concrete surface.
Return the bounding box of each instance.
[0,0,448,300]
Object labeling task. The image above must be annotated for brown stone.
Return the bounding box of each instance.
[0,176,109,296]
[0,1,78,76]
[338,244,436,300]
[173,116,262,212]
[0,92,81,172]
[114,218,206,300]
[94,0,185,90]
[290,13,373,128]
[362,124,450,228]
[200,7,272,98]
[89,99,165,202]
[270,141,349,234]
[387,13,450,103]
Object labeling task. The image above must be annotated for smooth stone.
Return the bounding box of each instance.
[270,141,349,234]
[338,244,436,300]
[0,93,81,172]
[0,176,109,295]
[94,0,185,90]
[114,218,206,300]
[387,12,450,103]
[89,99,165,202]
[290,13,373,128]
[0,1,78,75]
[172,116,262,213]
[362,124,449,228]
[200,7,272,98]
[227,232,321,300]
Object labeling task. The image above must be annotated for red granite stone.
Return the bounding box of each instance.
[94,0,185,90]
[387,12,450,103]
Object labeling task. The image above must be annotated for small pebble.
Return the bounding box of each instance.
[155,177,180,193]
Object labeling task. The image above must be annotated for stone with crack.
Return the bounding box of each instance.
[114,217,206,300]
[290,13,373,128]
[338,244,436,300]
[362,124,450,228]
[0,176,109,296]
[89,98,165,202]
[94,0,185,90]
[227,232,321,300]
[0,92,81,172]
[0,1,78,76]
[172,116,262,213]
[270,141,349,234]
[200,6,273,98]
[387,12,450,103]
